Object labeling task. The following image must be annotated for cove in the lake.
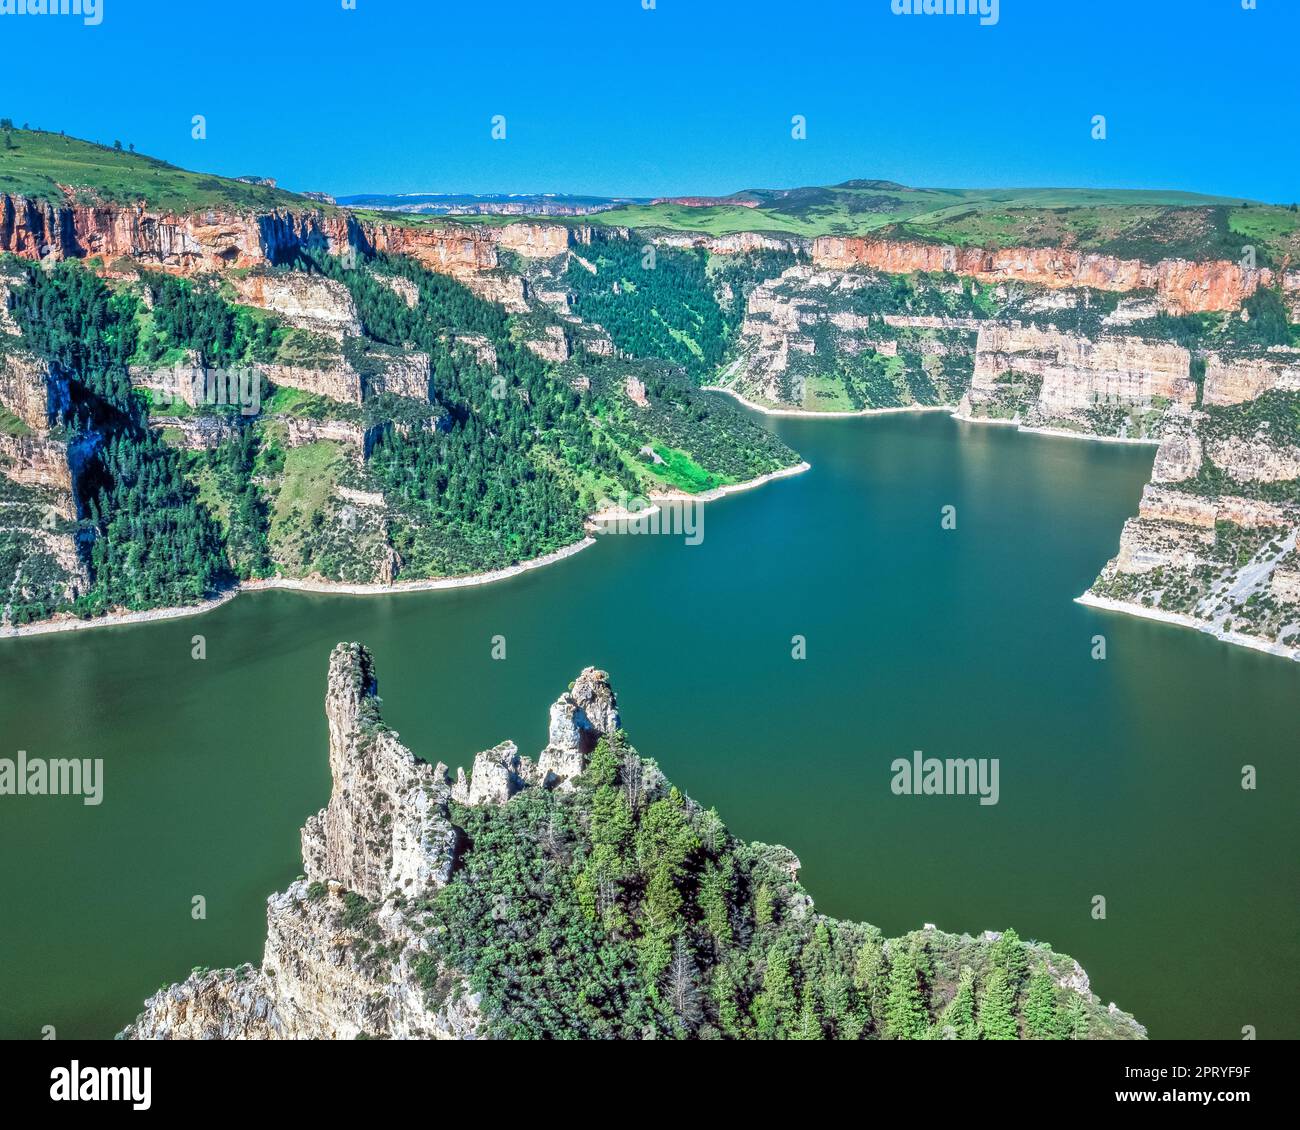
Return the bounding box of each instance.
[1,409,1295,1039]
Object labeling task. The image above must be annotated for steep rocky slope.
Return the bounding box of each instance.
[121,643,1146,1041]
[1085,385,1300,656]
[0,211,798,624]
[0,324,88,624]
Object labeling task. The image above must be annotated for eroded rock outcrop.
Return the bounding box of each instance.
[121,646,623,1039]
[1089,443,1300,654]
[960,323,1195,437]
[229,272,361,339]
[121,643,1148,1041]
[0,432,73,491]
[0,345,55,430]
[281,416,374,451]
[255,361,363,405]
[493,222,571,258]
[523,323,569,363]
[365,220,499,275]
[150,415,238,451]
[0,194,350,273]
[653,230,808,256]
[364,350,432,400]
[727,265,976,409]
[1202,351,1300,407]
[301,643,462,901]
[536,667,621,784]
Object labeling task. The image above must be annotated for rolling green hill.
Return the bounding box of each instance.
[0,125,320,212]
[579,181,1300,264]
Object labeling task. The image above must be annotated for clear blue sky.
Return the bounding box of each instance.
[2,0,1296,202]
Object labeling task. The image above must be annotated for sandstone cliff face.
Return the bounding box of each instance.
[653,230,808,256]
[256,361,363,405]
[1208,435,1300,483]
[493,222,570,258]
[724,253,1300,658]
[461,269,529,313]
[365,220,498,275]
[725,265,986,410]
[0,185,1275,326]
[0,346,54,429]
[729,266,905,407]
[364,350,431,400]
[229,272,361,339]
[0,432,74,491]
[523,323,570,363]
[447,332,498,370]
[151,415,238,451]
[1285,271,1300,321]
[121,646,623,1039]
[1202,351,1300,407]
[1151,428,1204,484]
[812,236,1270,314]
[0,194,346,272]
[0,189,564,286]
[0,485,88,626]
[960,322,1195,437]
[1090,439,1300,654]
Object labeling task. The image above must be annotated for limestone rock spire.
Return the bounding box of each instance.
[301,643,459,901]
[537,667,620,785]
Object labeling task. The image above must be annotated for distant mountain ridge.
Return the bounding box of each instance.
[337,192,647,217]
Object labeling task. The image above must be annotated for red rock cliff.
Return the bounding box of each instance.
[0,193,359,272]
[812,235,1273,314]
[0,193,545,280]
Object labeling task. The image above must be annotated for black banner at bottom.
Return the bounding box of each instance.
[0,1038,1289,1117]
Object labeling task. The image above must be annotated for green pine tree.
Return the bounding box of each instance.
[938,965,978,1039]
[990,927,1029,994]
[753,942,798,1038]
[1024,968,1060,1039]
[1058,995,1091,1040]
[977,968,1019,1040]
[883,944,928,1040]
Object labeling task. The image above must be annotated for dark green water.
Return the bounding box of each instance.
[2,411,1296,1040]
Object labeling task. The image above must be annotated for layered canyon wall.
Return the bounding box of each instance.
[812,235,1273,314]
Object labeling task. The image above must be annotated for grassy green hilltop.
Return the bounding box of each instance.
[577,182,1300,264]
[0,124,320,212]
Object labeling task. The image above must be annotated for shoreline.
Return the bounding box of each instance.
[1076,592,1300,663]
[702,385,953,419]
[648,460,812,503]
[711,385,1162,447]
[0,538,599,641]
[0,459,812,642]
[955,413,1163,446]
[1014,424,1161,447]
